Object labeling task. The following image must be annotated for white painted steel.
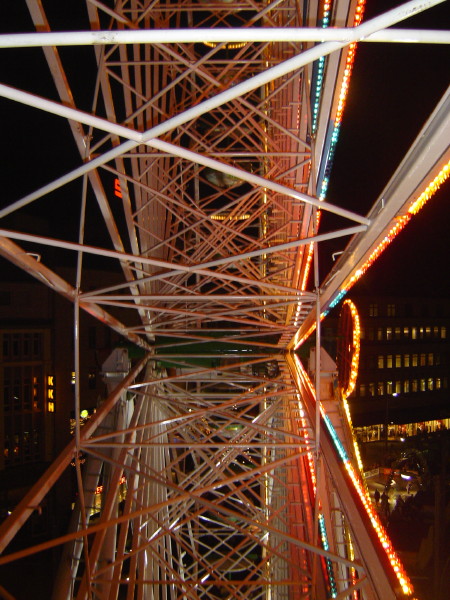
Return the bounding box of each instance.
[0,0,446,599]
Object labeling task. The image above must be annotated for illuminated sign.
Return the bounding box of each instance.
[47,375,55,413]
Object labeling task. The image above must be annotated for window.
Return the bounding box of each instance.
[419,327,424,339]
[395,355,402,368]
[425,326,431,338]
[386,355,393,368]
[403,326,410,338]
[404,354,410,367]
[428,378,434,391]
[377,355,384,369]
[88,370,97,390]
[433,326,439,337]
[369,383,375,397]
[412,327,417,340]
[436,378,441,390]
[420,354,426,367]
[412,354,418,367]
[377,328,383,341]
[441,326,447,339]
[387,304,396,317]
[403,380,410,393]
[427,353,434,366]
[369,303,378,317]
[386,327,393,341]
[412,380,418,392]
[386,381,393,394]
[360,328,365,340]
[394,327,401,340]
[395,381,401,394]
[420,379,426,392]
[377,382,384,396]
[359,384,366,397]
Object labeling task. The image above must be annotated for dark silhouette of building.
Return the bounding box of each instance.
[341,296,450,436]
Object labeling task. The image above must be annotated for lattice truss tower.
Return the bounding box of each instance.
[0,1,449,599]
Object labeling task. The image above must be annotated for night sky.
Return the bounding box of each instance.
[0,1,449,294]
[320,0,450,298]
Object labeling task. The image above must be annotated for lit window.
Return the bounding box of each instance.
[404,354,410,367]
[420,354,426,366]
[369,383,375,397]
[420,379,426,392]
[428,378,434,391]
[412,354,418,367]
[436,378,441,390]
[386,355,393,368]
[403,326,409,338]
[395,355,401,368]
[395,327,401,340]
[403,380,410,393]
[377,382,384,395]
[378,355,384,369]
[427,353,434,366]
[419,327,424,339]
[412,327,417,340]
[433,326,439,337]
[369,304,378,317]
[386,381,393,394]
[386,327,392,341]
[395,381,401,394]
[377,328,383,341]
[360,327,365,340]
[441,327,447,339]
[425,327,431,338]
[387,304,396,317]
[412,380,418,392]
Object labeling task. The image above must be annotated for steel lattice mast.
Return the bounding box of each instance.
[0,1,449,599]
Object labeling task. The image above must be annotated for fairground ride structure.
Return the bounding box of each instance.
[0,0,449,598]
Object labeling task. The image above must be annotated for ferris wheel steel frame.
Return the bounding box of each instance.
[0,0,448,599]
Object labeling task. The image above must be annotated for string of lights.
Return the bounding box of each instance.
[293,356,415,597]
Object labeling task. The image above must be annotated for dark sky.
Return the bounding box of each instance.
[320,0,450,298]
[0,1,449,291]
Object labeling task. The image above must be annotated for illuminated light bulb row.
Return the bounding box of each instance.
[298,353,415,598]
[296,393,317,491]
[344,462,414,596]
[341,299,360,399]
[408,161,450,215]
[311,2,333,134]
[295,365,337,597]
[339,300,365,473]
[318,0,366,201]
[319,513,338,598]
[299,209,321,294]
[346,538,359,600]
[203,40,247,50]
[320,165,449,321]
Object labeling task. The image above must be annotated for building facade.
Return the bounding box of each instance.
[0,268,134,532]
[342,296,450,436]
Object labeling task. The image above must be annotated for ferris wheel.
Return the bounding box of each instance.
[0,1,449,599]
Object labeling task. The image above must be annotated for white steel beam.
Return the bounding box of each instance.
[1,27,449,48]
